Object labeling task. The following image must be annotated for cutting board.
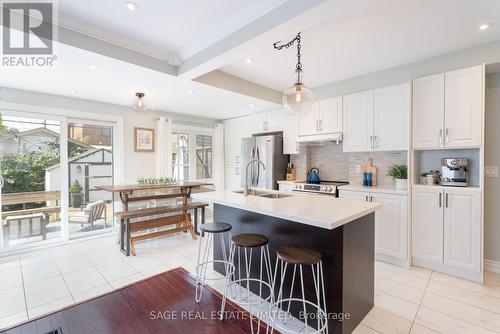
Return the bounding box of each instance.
[361,158,377,186]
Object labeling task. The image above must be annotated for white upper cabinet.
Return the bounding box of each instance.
[252,109,284,133]
[298,97,342,137]
[373,83,410,151]
[412,186,444,264]
[412,73,445,149]
[298,102,319,136]
[318,97,343,134]
[266,108,285,132]
[413,65,483,149]
[443,188,481,272]
[342,90,374,152]
[444,65,483,148]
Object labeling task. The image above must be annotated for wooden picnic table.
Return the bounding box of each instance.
[97,182,213,256]
[95,181,213,209]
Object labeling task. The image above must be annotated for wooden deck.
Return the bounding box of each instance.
[1,267,270,334]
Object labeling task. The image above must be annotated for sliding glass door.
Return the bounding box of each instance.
[66,121,114,236]
[0,111,119,251]
[0,114,63,249]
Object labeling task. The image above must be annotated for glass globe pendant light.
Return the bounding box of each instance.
[274,32,314,114]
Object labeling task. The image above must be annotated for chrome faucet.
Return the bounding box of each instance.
[244,159,266,196]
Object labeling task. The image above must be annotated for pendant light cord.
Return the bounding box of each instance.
[273,32,303,82]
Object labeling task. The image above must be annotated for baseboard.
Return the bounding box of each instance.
[484,259,500,274]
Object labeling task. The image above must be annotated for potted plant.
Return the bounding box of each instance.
[387,164,408,190]
[69,180,84,208]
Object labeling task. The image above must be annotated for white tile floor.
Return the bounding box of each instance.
[0,232,500,333]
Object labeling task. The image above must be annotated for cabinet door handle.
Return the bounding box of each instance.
[370,196,373,202]
[365,195,368,202]
[445,193,449,208]
[373,135,377,148]
[319,120,323,131]
[445,128,449,144]
[369,135,373,148]
[439,193,442,207]
[439,129,443,145]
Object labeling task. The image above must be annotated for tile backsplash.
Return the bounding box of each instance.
[290,143,407,188]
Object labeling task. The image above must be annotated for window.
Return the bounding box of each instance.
[195,134,212,180]
[172,132,189,181]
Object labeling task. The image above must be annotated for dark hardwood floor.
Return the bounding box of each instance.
[2,268,270,334]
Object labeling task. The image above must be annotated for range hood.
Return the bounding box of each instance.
[296,132,343,145]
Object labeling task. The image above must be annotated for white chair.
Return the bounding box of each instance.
[69,200,107,230]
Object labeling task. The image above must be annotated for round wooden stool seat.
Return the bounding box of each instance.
[277,247,322,265]
[200,222,232,234]
[232,233,268,248]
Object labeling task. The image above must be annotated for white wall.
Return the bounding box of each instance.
[0,88,217,183]
[485,72,500,262]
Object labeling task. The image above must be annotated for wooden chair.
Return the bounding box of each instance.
[68,200,107,230]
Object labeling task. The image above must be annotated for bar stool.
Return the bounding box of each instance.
[268,247,328,334]
[221,233,274,334]
[195,222,234,308]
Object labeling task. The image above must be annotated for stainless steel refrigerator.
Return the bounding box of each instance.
[241,135,287,190]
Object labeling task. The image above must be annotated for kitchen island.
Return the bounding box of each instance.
[192,190,380,334]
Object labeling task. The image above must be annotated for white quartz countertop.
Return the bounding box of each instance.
[192,190,381,230]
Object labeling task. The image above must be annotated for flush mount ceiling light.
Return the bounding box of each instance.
[87,64,99,71]
[133,92,146,110]
[124,1,139,11]
[273,32,313,115]
[479,22,493,31]
[187,89,193,94]
[246,58,253,64]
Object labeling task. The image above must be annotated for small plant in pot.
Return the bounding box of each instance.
[387,164,408,190]
[69,180,84,208]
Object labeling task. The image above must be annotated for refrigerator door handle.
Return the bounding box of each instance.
[255,146,260,187]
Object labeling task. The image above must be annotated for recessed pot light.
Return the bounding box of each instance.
[479,23,493,31]
[246,58,253,64]
[69,90,77,94]
[87,64,99,70]
[250,104,255,108]
[124,1,139,11]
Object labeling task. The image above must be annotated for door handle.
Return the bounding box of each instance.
[370,135,373,149]
[365,195,368,202]
[445,193,449,208]
[439,192,442,207]
[439,129,443,145]
[315,120,319,132]
[319,120,323,131]
[370,196,373,202]
[445,128,449,144]
[373,135,377,148]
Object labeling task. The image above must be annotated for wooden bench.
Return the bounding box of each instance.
[1,191,61,221]
[115,202,209,256]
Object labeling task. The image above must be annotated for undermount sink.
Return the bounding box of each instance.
[232,190,292,198]
[258,193,292,199]
[232,189,270,196]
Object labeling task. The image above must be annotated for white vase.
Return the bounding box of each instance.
[395,179,407,190]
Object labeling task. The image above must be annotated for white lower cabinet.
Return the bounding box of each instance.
[340,189,408,266]
[412,186,482,281]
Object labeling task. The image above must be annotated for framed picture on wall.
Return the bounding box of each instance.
[134,127,155,152]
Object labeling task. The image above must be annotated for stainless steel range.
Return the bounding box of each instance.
[291,181,349,197]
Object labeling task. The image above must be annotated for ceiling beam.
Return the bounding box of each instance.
[194,70,282,104]
[0,7,177,76]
